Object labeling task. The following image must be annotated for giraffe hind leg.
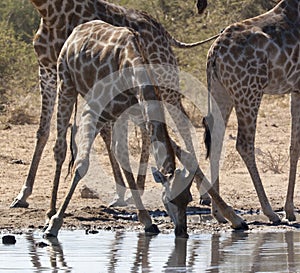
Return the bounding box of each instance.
[207,78,233,223]
[100,124,128,207]
[113,116,156,233]
[235,99,281,223]
[285,92,300,221]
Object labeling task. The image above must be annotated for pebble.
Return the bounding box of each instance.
[2,235,16,245]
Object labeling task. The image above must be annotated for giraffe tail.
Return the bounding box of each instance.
[202,114,213,159]
[170,33,220,49]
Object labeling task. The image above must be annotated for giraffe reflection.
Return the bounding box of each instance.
[22,229,300,272]
[25,233,71,272]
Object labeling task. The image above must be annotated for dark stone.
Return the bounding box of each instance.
[2,235,16,245]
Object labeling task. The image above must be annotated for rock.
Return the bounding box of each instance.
[80,185,99,199]
[2,235,16,245]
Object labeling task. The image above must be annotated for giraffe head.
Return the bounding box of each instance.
[152,167,194,238]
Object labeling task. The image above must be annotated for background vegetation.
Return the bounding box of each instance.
[0,0,277,125]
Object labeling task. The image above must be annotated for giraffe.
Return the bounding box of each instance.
[203,0,300,223]
[10,0,211,209]
[44,20,194,237]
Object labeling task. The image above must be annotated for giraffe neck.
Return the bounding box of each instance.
[29,0,57,19]
[31,0,164,36]
[238,0,300,30]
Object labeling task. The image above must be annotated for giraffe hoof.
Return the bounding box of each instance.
[199,196,211,206]
[10,199,29,208]
[272,218,282,225]
[285,212,296,222]
[270,213,281,224]
[108,197,127,207]
[287,215,296,222]
[232,221,249,231]
[144,224,160,235]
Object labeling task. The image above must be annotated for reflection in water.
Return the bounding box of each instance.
[26,233,72,273]
[1,230,300,272]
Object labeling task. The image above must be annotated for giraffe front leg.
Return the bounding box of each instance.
[285,92,300,221]
[10,66,57,208]
[44,107,98,237]
[44,169,83,237]
[45,83,77,225]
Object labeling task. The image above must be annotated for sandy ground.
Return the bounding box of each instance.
[1,94,300,235]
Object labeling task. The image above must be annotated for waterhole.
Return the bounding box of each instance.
[1,230,300,272]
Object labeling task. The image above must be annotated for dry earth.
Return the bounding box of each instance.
[1,94,300,236]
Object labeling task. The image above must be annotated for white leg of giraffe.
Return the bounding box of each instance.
[234,93,280,223]
[46,73,77,223]
[10,66,57,208]
[113,116,157,233]
[165,94,210,203]
[44,104,99,237]
[285,92,300,221]
[135,127,150,196]
[208,78,234,223]
[100,124,127,207]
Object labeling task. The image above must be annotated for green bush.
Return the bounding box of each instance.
[0,22,39,124]
[0,0,40,43]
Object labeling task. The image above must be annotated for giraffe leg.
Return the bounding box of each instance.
[207,79,233,223]
[10,66,57,208]
[165,97,208,200]
[113,117,156,233]
[285,92,300,221]
[100,124,127,207]
[196,177,211,206]
[45,79,77,223]
[136,127,150,195]
[235,99,281,223]
[44,107,99,237]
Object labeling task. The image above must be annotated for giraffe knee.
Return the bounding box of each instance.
[236,137,252,156]
[73,158,89,178]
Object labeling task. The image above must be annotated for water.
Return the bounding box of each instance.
[1,230,300,272]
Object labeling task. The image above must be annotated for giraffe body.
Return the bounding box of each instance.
[205,0,300,222]
[11,0,210,210]
[44,20,193,237]
[13,0,248,231]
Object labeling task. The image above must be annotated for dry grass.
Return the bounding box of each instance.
[256,148,289,174]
